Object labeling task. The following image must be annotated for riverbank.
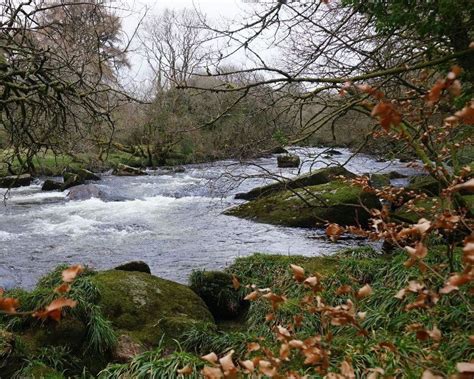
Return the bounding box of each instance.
[1,244,470,378]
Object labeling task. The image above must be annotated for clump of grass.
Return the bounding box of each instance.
[98,345,205,379]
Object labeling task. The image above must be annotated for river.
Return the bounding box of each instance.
[0,147,418,289]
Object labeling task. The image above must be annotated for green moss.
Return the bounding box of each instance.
[91,270,214,347]
[407,175,441,196]
[393,195,474,223]
[227,180,380,227]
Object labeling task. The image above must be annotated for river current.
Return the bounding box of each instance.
[0,147,418,289]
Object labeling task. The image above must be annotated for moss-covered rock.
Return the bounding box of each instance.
[0,174,32,188]
[41,179,63,191]
[113,163,147,176]
[189,271,245,320]
[370,173,391,189]
[91,270,214,347]
[235,166,355,200]
[277,154,300,168]
[392,195,474,223]
[227,180,381,227]
[407,175,441,196]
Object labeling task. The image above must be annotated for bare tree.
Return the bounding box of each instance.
[0,0,133,174]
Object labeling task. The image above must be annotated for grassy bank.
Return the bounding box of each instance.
[2,244,470,378]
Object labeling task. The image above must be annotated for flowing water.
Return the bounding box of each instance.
[0,147,419,289]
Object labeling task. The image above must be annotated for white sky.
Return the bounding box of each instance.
[119,0,271,88]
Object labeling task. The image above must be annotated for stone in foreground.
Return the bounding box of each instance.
[91,270,214,346]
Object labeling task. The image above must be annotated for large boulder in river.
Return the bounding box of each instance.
[0,174,32,188]
[277,154,300,168]
[91,270,214,346]
[113,163,148,176]
[227,180,381,228]
[235,166,355,200]
[66,184,102,201]
[41,179,63,191]
[62,172,84,190]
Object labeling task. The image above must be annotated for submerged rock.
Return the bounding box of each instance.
[271,146,288,154]
[113,163,147,176]
[227,180,381,228]
[114,261,151,274]
[62,172,84,190]
[235,166,355,200]
[0,174,32,188]
[277,154,300,168]
[91,270,214,346]
[41,179,63,191]
[325,149,343,155]
[66,184,102,201]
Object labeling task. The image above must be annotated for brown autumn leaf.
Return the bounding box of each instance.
[54,283,71,294]
[335,285,352,296]
[219,350,237,378]
[340,360,355,379]
[262,292,286,310]
[62,265,84,283]
[280,343,290,360]
[371,101,402,130]
[326,223,344,241]
[356,284,373,299]
[244,291,259,301]
[201,352,219,365]
[177,364,193,375]
[426,80,446,104]
[34,297,77,321]
[239,360,255,374]
[455,102,474,125]
[247,342,261,352]
[0,297,19,314]
[304,276,319,289]
[231,275,240,290]
[456,362,474,373]
[421,369,443,379]
[290,264,305,282]
[258,360,278,377]
[452,178,474,193]
[202,366,223,379]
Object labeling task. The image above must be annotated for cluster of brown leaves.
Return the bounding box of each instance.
[0,265,83,321]
[186,264,374,379]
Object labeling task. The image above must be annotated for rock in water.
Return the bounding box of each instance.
[227,180,381,228]
[66,184,102,201]
[277,154,300,168]
[235,166,355,200]
[0,174,32,188]
[113,163,148,176]
[115,261,151,274]
[41,179,63,191]
[62,172,84,190]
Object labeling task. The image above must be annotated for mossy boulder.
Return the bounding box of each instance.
[370,173,391,189]
[227,180,381,228]
[407,175,441,196]
[235,166,355,200]
[113,163,147,176]
[277,154,300,168]
[41,179,63,191]
[189,271,245,320]
[392,195,474,224]
[62,172,84,190]
[0,174,32,188]
[91,270,214,347]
